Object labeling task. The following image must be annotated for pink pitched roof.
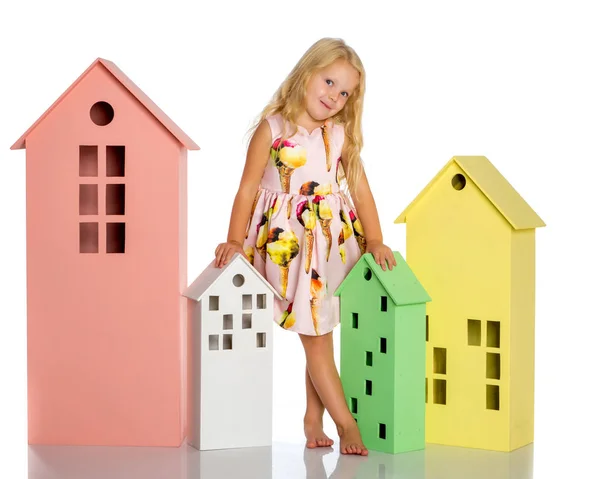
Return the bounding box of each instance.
[11,57,200,151]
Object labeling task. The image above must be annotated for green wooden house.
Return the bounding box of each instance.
[334,251,431,454]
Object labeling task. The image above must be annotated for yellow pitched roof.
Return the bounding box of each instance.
[394,156,545,230]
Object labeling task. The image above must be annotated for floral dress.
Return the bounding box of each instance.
[243,113,365,336]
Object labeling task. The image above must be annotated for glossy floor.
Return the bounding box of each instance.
[27,441,533,479]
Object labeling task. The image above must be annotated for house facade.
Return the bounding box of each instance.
[11,58,199,446]
[184,253,280,450]
[335,252,430,454]
[395,156,545,451]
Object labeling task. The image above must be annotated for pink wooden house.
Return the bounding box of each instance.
[11,58,199,446]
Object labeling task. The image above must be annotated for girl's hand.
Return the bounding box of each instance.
[214,240,248,268]
[366,240,396,271]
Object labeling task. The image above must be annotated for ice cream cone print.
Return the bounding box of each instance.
[304,229,314,273]
[244,246,254,265]
[310,298,320,335]
[299,181,333,197]
[338,209,353,264]
[279,302,296,329]
[267,227,300,299]
[321,125,332,172]
[314,183,332,196]
[278,166,293,192]
[271,196,283,215]
[246,189,262,239]
[255,198,280,261]
[349,210,366,254]
[271,138,307,193]
[321,220,332,260]
[314,196,333,261]
[338,230,347,264]
[300,181,319,196]
[310,269,326,335]
[287,196,293,219]
[256,215,268,262]
[335,156,343,185]
[296,200,317,273]
[280,266,289,298]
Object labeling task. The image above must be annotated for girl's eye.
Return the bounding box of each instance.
[341,92,348,97]
[326,79,333,85]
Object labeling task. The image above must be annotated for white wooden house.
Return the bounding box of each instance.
[183,253,281,450]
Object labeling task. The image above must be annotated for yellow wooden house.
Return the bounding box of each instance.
[394,156,545,452]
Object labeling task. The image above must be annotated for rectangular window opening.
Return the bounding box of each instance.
[433,347,447,374]
[242,313,252,329]
[366,351,373,367]
[425,378,428,403]
[79,184,98,215]
[106,222,125,253]
[257,294,266,309]
[208,334,219,350]
[350,397,358,414]
[380,296,388,312]
[79,145,98,177]
[468,319,482,346]
[209,296,219,311]
[242,294,252,310]
[487,321,501,348]
[365,380,372,396]
[433,379,446,405]
[379,423,387,440]
[426,314,429,342]
[487,384,500,410]
[352,312,358,329]
[486,352,501,380]
[223,334,233,350]
[106,184,125,215]
[79,222,98,253]
[106,145,125,177]
[380,337,387,354]
[256,332,266,348]
[223,314,233,330]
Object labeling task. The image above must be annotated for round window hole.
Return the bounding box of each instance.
[90,101,114,126]
[232,274,245,287]
[452,174,466,190]
[364,267,372,281]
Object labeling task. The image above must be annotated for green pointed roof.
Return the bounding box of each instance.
[334,252,431,306]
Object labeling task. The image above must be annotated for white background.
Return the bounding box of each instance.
[1,0,598,477]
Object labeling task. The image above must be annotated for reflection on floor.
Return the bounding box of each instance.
[28,440,534,479]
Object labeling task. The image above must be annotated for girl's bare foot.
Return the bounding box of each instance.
[304,418,334,448]
[337,422,368,456]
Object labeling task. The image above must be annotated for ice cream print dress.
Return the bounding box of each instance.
[243,113,366,336]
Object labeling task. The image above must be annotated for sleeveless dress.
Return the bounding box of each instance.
[243,113,366,336]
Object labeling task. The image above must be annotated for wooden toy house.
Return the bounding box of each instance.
[10,58,199,446]
[334,251,431,454]
[394,156,545,452]
[183,253,281,450]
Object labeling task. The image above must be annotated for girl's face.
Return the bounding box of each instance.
[304,59,359,122]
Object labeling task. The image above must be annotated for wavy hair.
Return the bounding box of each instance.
[247,37,366,197]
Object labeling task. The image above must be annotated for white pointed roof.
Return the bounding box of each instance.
[183,253,282,302]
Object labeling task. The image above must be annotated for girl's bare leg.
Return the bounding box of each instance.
[299,332,368,456]
[304,366,334,448]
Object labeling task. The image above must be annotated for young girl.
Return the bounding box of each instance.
[214,37,396,456]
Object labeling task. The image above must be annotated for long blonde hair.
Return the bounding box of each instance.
[247,37,366,197]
